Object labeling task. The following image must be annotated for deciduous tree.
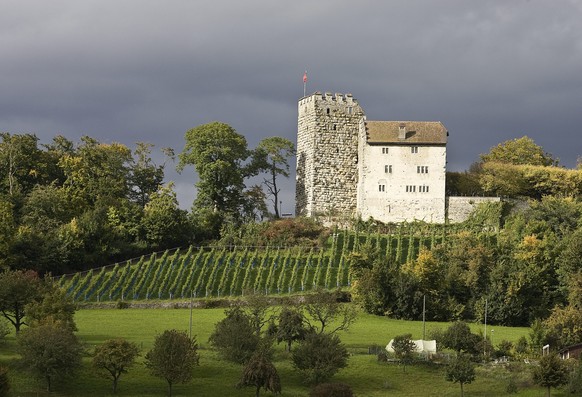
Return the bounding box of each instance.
[209,306,260,364]
[0,270,43,332]
[445,354,476,397]
[237,348,281,397]
[533,353,569,397]
[304,289,357,335]
[17,320,82,392]
[391,334,416,372]
[93,338,140,394]
[144,329,199,397]
[254,137,295,218]
[275,306,307,351]
[292,331,349,385]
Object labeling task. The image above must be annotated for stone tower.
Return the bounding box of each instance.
[295,92,365,217]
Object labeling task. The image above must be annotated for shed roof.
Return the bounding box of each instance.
[365,121,448,145]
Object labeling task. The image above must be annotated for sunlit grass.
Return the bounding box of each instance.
[0,306,569,396]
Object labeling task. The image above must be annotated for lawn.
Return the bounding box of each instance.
[0,306,568,396]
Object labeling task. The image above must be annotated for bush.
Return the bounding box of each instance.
[0,319,9,342]
[292,332,349,384]
[310,382,353,397]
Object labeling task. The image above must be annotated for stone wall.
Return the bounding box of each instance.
[446,196,501,223]
[296,92,364,217]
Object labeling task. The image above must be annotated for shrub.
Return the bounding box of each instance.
[310,382,353,397]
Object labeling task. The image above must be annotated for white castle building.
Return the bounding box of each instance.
[295,92,495,223]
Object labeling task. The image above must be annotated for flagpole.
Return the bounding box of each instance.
[303,70,307,97]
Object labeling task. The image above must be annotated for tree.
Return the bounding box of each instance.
[445,354,476,397]
[209,306,260,364]
[533,353,569,397]
[275,306,307,351]
[254,137,295,218]
[93,338,140,394]
[0,133,44,197]
[17,320,82,392]
[178,122,249,218]
[0,269,43,332]
[304,289,357,335]
[480,136,558,167]
[237,349,282,397]
[441,322,481,356]
[144,329,199,397]
[141,183,191,249]
[25,279,77,331]
[292,331,349,385]
[391,334,416,372]
[128,142,166,208]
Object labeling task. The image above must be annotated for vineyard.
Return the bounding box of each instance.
[58,225,451,302]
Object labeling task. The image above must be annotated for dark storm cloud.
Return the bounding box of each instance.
[1,0,581,208]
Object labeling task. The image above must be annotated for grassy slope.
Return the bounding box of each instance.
[0,307,567,397]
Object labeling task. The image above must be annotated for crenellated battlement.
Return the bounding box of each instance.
[299,92,357,106]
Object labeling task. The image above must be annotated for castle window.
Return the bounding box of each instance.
[406,185,416,193]
[326,108,330,115]
[419,185,430,193]
[385,165,392,173]
[333,124,337,131]
[347,106,353,114]
[379,184,385,192]
[417,166,428,174]
[411,146,419,154]
[382,147,389,154]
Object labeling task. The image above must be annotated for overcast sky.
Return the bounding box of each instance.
[2,0,581,212]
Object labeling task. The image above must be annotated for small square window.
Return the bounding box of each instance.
[379,184,385,192]
[382,147,389,154]
[411,146,419,154]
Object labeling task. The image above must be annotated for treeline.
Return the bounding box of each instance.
[0,133,191,274]
[0,125,296,275]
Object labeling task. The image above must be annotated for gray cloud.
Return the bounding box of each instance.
[1,0,581,209]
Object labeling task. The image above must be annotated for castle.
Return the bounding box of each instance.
[295,92,498,223]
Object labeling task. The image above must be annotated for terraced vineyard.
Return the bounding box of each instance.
[58,226,450,302]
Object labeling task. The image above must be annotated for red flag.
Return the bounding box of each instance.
[303,71,307,83]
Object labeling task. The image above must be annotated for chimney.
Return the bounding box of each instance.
[398,123,406,140]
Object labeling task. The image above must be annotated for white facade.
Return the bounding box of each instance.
[357,143,447,223]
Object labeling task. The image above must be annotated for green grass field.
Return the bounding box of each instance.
[0,306,568,397]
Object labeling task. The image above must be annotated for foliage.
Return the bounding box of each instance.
[309,382,354,397]
[292,331,349,385]
[275,306,307,351]
[254,137,295,218]
[445,354,476,397]
[25,279,77,331]
[543,304,582,350]
[209,306,260,364]
[391,334,416,372]
[17,320,82,392]
[532,354,569,397]
[441,322,481,356]
[480,136,558,167]
[237,348,281,397]
[93,338,140,394]
[304,289,357,335]
[0,269,43,332]
[178,122,250,223]
[144,329,199,397]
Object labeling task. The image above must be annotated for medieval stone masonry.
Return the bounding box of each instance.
[295,92,498,223]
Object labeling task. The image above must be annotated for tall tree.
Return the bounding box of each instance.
[255,137,295,218]
[17,320,82,392]
[178,122,249,218]
[0,133,44,198]
[128,142,167,207]
[144,329,199,397]
[93,338,140,394]
[480,136,558,167]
